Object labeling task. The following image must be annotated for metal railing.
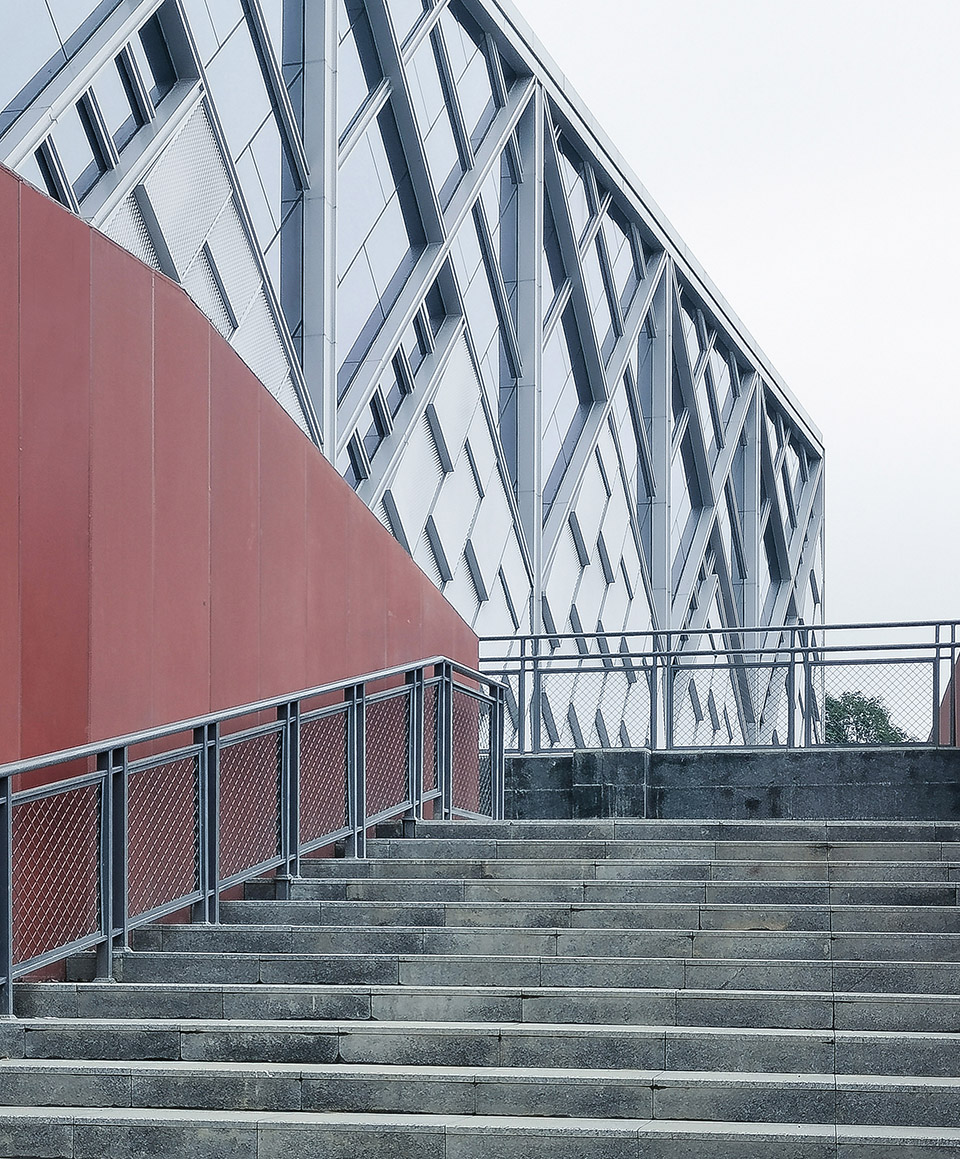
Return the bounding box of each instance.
[480,621,960,754]
[0,657,505,1014]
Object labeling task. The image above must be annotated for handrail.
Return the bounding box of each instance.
[0,655,492,782]
[479,622,960,754]
[0,655,507,1015]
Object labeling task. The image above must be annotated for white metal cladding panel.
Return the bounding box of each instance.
[499,537,532,632]
[427,337,482,467]
[207,200,264,322]
[599,567,630,632]
[446,547,482,622]
[182,249,233,337]
[469,482,515,596]
[544,524,583,630]
[141,105,232,276]
[430,457,481,572]
[386,413,445,551]
[575,553,610,633]
[230,291,290,393]
[103,195,161,272]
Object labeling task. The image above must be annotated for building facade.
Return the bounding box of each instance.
[1,0,824,746]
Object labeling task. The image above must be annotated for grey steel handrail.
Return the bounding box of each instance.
[479,621,960,754]
[0,656,507,1016]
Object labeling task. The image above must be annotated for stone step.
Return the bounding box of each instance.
[0,1105,957,1158]
[129,921,960,963]
[255,875,960,907]
[3,1058,960,1126]
[222,898,960,933]
[300,857,960,882]
[22,981,960,1034]
[10,1014,960,1075]
[403,820,960,843]
[97,949,960,994]
[365,837,960,863]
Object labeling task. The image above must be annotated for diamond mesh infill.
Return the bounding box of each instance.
[11,782,101,967]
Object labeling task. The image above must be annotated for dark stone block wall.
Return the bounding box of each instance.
[505,748,960,821]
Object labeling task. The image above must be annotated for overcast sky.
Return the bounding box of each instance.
[509,0,960,626]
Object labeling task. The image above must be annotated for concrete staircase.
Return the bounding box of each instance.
[5,818,960,1156]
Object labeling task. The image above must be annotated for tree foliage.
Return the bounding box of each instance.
[824,691,910,744]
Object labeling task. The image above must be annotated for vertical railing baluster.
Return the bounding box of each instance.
[346,684,366,857]
[193,722,220,924]
[530,638,542,755]
[664,634,675,750]
[0,775,13,1017]
[406,668,424,821]
[96,746,126,980]
[492,680,506,820]
[933,627,942,749]
[786,628,797,749]
[517,637,527,754]
[277,700,300,897]
[436,663,454,818]
[952,624,958,748]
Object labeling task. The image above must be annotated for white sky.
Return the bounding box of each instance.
[509,0,960,625]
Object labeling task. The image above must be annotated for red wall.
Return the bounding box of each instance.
[0,165,477,769]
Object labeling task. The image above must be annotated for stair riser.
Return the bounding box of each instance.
[101,951,960,994]
[298,859,960,883]
[223,899,960,933]
[365,839,960,863]
[26,983,960,1036]
[131,924,960,963]
[409,823,960,842]
[3,1068,960,1127]
[259,879,960,907]
[0,1114,956,1159]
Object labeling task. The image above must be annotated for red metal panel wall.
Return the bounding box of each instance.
[0,166,478,776]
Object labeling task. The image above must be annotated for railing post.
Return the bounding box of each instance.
[277,700,301,898]
[933,628,942,749]
[530,638,542,755]
[517,637,527,753]
[804,647,814,747]
[406,668,425,821]
[786,628,797,749]
[96,746,127,980]
[491,680,506,820]
[436,662,454,818]
[664,634,675,750]
[345,683,367,857]
[193,722,220,925]
[0,775,13,1017]
[952,625,958,748]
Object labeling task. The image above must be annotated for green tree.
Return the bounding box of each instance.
[824,691,910,744]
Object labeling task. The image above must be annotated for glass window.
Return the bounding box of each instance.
[18,149,59,201]
[135,14,177,107]
[338,6,382,138]
[581,237,616,359]
[387,0,426,43]
[336,103,425,396]
[557,136,590,241]
[438,2,496,149]
[601,201,640,312]
[54,101,106,200]
[95,55,144,151]
[407,32,462,204]
[361,394,389,462]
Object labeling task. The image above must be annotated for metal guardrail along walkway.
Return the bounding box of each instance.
[480,620,960,753]
[0,657,506,1014]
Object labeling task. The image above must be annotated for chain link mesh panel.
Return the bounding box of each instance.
[820,659,933,744]
[671,661,750,747]
[365,692,410,818]
[128,757,200,919]
[12,782,101,965]
[299,711,348,844]
[218,729,282,880]
[422,683,438,792]
[451,689,493,816]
